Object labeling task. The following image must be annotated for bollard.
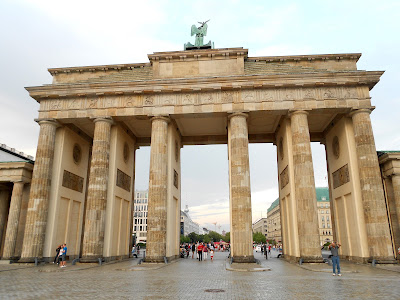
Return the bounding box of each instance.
[34,257,38,266]
[98,258,103,266]
[164,256,168,264]
[372,259,377,267]
[72,258,80,266]
[299,258,303,265]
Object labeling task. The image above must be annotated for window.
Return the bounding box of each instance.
[323,223,325,228]
[322,216,324,221]
[327,223,330,228]
[134,226,136,231]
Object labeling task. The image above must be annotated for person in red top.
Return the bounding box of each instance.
[197,243,204,261]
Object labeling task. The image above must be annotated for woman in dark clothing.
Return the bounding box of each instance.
[54,245,62,264]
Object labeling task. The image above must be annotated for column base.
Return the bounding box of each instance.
[18,257,42,263]
[231,255,255,263]
[284,255,324,263]
[80,256,104,263]
[145,255,166,263]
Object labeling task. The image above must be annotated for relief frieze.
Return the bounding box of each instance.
[62,170,84,193]
[116,168,131,192]
[40,86,361,112]
[280,166,289,189]
[332,164,350,189]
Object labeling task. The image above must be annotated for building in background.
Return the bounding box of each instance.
[133,190,148,244]
[267,199,281,243]
[267,187,333,246]
[252,217,268,239]
[180,205,200,236]
[316,188,333,246]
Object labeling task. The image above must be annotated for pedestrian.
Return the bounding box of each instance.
[268,244,271,255]
[197,242,203,261]
[191,243,196,259]
[203,244,208,260]
[54,244,62,264]
[263,244,267,259]
[60,243,67,268]
[210,248,214,261]
[329,241,341,276]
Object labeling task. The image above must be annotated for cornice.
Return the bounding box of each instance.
[148,48,248,62]
[48,63,151,76]
[247,53,362,63]
[25,70,384,102]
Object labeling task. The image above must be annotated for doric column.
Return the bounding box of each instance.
[20,119,58,261]
[146,116,169,262]
[0,190,10,252]
[289,111,321,260]
[81,117,113,261]
[350,109,393,259]
[2,181,25,259]
[228,112,254,263]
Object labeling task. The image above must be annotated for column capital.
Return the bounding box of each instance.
[150,115,170,123]
[288,110,309,118]
[92,116,114,125]
[228,112,248,120]
[35,119,60,127]
[348,108,374,118]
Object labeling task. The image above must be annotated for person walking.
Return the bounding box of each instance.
[197,243,203,261]
[203,244,208,260]
[60,243,67,268]
[329,241,341,276]
[54,244,62,264]
[210,248,214,261]
[268,244,271,255]
[191,243,196,259]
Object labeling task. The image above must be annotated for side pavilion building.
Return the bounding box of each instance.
[10,46,399,264]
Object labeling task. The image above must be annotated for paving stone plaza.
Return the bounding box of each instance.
[1,250,399,299]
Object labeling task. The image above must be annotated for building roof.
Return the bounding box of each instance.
[377,150,400,157]
[0,144,34,163]
[267,187,329,212]
[316,187,329,201]
[267,198,280,213]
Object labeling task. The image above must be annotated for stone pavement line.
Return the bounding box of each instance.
[225,259,271,272]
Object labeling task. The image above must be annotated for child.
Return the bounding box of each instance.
[210,249,214,261]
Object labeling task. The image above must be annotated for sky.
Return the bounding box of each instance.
[1,0,399,233]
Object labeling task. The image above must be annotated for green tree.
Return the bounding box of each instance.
[208,231,222,242]
[223,232,230,243]
[253,232,267,244]
[203,235,211,243]
[188,232,199,243]
[180,235,190,243]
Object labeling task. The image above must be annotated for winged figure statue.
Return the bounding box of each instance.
[184,20,214,50]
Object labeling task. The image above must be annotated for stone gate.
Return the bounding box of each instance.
[3,47,398,263]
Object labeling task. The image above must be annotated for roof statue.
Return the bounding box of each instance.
[184,20,214,50]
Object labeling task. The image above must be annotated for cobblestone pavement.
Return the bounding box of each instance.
[0,250,399,299]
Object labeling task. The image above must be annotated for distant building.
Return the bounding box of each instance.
[252,217,268,238]
[180,205,200,236]
[316,188,333,246]
[266,187,333,246]
[267,199,281,243]
[133,190,148,244]
[221,230,226,236]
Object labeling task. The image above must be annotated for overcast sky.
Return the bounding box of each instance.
[1,0,399,233]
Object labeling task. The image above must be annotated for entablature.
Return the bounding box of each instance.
[26,71,383,101]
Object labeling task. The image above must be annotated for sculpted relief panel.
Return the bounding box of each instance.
[40,86,360,112]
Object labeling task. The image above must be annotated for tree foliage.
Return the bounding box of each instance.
[181,230,229,244]
[253,232,267,244]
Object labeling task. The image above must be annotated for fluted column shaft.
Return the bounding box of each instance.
[351,109,393,259]
[389,175,400,258]
[81,117,113,260]
[20,120,58,261]
[228,112,254,262]
[146,116,169,262]
[2,181,25,259]
[290,111,321,260]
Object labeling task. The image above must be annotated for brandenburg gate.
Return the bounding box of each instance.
[5,46,398,264]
